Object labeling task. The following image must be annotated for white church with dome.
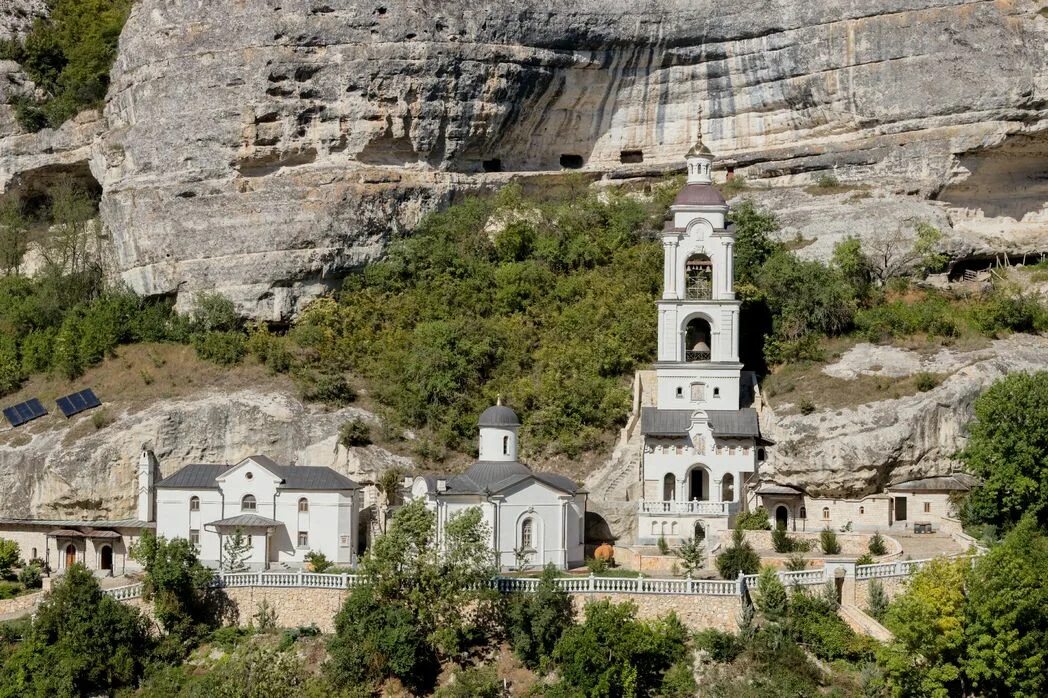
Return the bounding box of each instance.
[408,401,586,570]
[635,137,772,545]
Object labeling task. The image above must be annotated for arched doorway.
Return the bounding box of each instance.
[774,506,789,531]
[99,545,113,574]
[688,467,709,501]
[662,473,676,501]
[65,544,77,569]
[694,521,705,541]
[721,474,735,502]
[684,318,712,362]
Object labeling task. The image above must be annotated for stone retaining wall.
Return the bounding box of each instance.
[0,590,42,617]
[137,586,746,634]
[854,575,910,609]
[741,530,901,558]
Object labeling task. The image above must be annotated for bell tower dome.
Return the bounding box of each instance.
[685,134,714,185]
[477,397,520,462]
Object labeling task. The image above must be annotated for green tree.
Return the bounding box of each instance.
[963,515,1048,697]
[866,579,889,621]
[879,557,968,698]
[187,643,312,698]
[0,539,19,576]
[728,200,782,284]
[0,201,29,275]
[551,600,689,697]
[832,235,874,298]
[820,528,841,555]
[913,222,949,275]
[505,563,575,670]
[754,566,788,622]
[674,536,705,576]
[131,531,218,656]
[222,527,252,573]
[716,528,760,580]
[0,565,150,697]
[735,506,771,530]
[958,371,1048,528]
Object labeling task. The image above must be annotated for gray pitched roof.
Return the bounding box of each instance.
[434,460,580,496]
[207,514,283,528]
[888,473,981,493]
[156,460,359,491]
[640,407,762,438]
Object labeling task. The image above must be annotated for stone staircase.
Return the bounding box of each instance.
[837,604,893,641]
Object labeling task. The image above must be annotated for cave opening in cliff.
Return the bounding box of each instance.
[937,131,1048,221]
[560,154,584,169]
[1,161,102,232]
[619,150,644,165]
[482,158,502,173]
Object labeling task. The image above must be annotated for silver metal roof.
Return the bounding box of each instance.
[156,460,359,491]
[755,483,804,495]
[426,460,580,496]
[888,473,980,492]
[478,404,521,427]
[206,514,283,528]
[640,407,762,438]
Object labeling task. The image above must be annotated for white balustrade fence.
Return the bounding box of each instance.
[638,501,738,516]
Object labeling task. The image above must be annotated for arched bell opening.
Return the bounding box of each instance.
[684,317,712,362]
[685,254,713,299]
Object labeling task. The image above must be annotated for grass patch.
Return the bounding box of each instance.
[764,361,951,413]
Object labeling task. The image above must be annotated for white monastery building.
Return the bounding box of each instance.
[636,138,772,545]
[150,453,360,570]
[408,402,586,570]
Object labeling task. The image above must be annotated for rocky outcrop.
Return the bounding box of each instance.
[0,389,412,519]
[0,1,44,42]
[3,0,1044,317]
[762,334,1048,497]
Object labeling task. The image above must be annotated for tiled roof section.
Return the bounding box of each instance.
[640,407,762,438]
[156,462,358,490]
[888,473,981,492]
[442,460,579,495]
[672,183,726,207]
[207,514,283,528]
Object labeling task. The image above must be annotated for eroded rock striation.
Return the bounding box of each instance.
[1,0,1045,317]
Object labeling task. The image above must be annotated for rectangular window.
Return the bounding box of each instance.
[690,383,705,401]
[189,498,200,511]
[339,535,352,548]
[297,531,309,548]
[923,502,931,513]
[190,529,200,547]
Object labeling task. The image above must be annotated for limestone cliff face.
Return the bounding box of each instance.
[3,0,1046,318]
[0,390,410,519]
[762,334,1048,497]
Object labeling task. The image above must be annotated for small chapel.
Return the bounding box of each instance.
[635,137,773,545]
[408,401,587,570]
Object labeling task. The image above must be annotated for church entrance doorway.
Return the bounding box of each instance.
[100,545,113,574]
[774,506,789,531]
[663,474,675,501]
[688,467,708,501]
[65,544,77,569]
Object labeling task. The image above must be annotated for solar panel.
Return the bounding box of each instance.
[55,389,102,418]
[3,398,47,427]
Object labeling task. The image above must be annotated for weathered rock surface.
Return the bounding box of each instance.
[762,334,1048,497]
[0,389,411,519]
[0,1,44,42]
[2,0,1045,317]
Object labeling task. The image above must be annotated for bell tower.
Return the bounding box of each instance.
[654,135,743,410]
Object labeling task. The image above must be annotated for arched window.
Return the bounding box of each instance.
[651,521,659,535]
[799,506,807,520]
[521,519,534,550]
[757,448,766,462]
[859,506,864,515]
[822,507,830,520]
[684,318,712,362]
[189,496,200,512]
[298,498,309,513]
[694,521,705,541]
[502,435,509,456]
[671,522,678,535]
[242,495,257,512]
[663,473,676,501]
[685,255,713,299]
[721,474,735,502]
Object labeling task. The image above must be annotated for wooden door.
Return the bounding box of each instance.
[65,544,77,569]
[894,497,907,522]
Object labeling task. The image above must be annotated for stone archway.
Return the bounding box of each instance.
[688,466,709,501]
[100,545,113,574]
[775,505,789,531]
[65,544,77,569]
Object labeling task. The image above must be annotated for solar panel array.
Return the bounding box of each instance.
[56,388,102,418]
[3,398,47,427]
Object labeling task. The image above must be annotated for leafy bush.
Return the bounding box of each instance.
[505,564,574,671]
[855,553,875,566]
[784,554,808,571]
[674,536,705,576]
[294,369,357,406]
[716,528,761,580]
[192,330,246,366]
[435,664,503,698]
[585,556,609,574]
[970,289,1048,337]
[17,563,42,589]
[304,550,332,573]
[868,531,887,556]
[815,173,840,188]
[7,0,132,131]
[551,600,688,696]
[854,292,958,342]
[787,588,872,662]
[735,507,771,531]
[338,419,372,448]
[755,567,788,622]
[798,398,816,415]
[657,534,670,555]
[0,538,19,576]
[819,528,841,555]
[694,628,744,663]
[771,527,790,552]
[866,579,888,621]
[915,372,941,392]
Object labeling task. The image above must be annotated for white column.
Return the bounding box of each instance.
[724,241,735,297]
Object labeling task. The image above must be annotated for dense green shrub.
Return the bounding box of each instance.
[505,564,575,671]
[868,531,887,556]
[969,288,1048,337]
[0,539,19,577]
[694,628,744,663]
[854,293,958,342]
[435,664,503,698]
[728,200,782,285]
[787,588,873,662]
[716,528,761,580]
[8,0,132,131]
[755,567,788,622]
[293,368,357,406]
[192,330,246,366]
[866,579,889,621]
[819,528,841,555]
[551,600,689,697]
[855,553,875,566]
[735,507,771,531]
[338,418,372,448]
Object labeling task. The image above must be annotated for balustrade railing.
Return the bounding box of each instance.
[639,500,737,516]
